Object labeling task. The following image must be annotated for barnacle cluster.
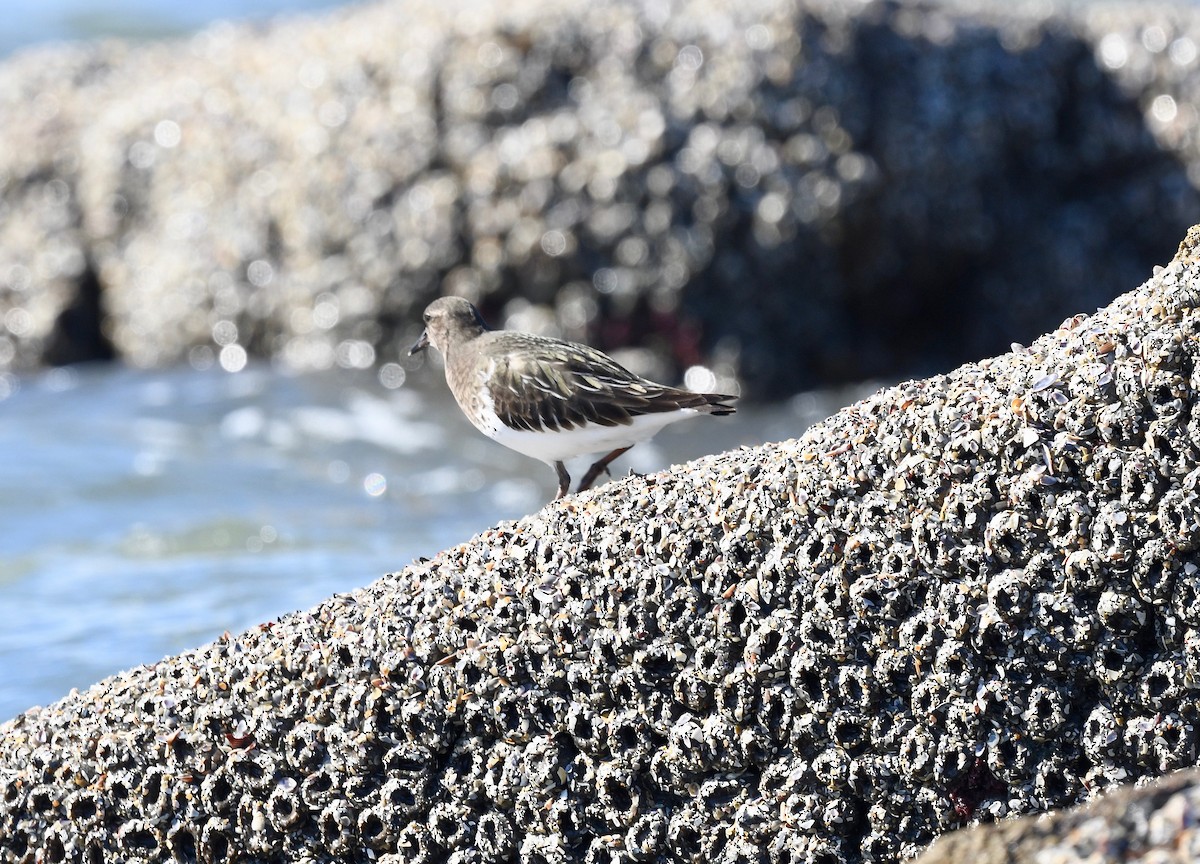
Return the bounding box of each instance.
[917,765,1200,864]
[1,0,1199,394]
[4,225,1200,862]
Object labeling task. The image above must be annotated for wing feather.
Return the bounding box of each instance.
[477,331,735,433]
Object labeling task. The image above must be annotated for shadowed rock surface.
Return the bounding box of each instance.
[916,767,1200,864]
[1,0,1199,395]
[4,215,1200,859]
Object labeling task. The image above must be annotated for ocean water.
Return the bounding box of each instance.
[0,0,358,57]
[0,361,871,721]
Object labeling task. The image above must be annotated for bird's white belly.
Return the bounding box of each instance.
[473,393,700,464]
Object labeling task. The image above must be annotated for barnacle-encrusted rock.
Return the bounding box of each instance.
[916,766,1200,864]
[7,232,1200,860]
[2,0,1200,395]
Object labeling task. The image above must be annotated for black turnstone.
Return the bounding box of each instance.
[410,296,737,499]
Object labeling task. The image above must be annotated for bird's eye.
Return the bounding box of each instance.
[423,313,432,323]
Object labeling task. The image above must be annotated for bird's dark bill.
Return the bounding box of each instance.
[408,331,429,355]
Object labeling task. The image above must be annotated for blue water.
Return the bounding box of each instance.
[1,0,359,57]
[0,362,864,721]
[0,363,495,720]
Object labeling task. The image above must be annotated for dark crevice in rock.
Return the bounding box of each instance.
[42,254,115,366]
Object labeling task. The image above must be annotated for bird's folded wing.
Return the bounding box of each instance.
[488,343,675,432]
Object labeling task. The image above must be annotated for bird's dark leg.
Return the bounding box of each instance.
[577,446,633,492]
[554,461,571,499]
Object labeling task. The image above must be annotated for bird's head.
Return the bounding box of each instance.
[409,296,490,356]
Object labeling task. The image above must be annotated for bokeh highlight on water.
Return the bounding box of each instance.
[0,361,872,721]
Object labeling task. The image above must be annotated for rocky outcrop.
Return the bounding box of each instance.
[1,0,1199,395]
[3,215,1200,860]
[917,767,1200,864]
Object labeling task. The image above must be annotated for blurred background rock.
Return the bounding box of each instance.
[1,0,1198,399]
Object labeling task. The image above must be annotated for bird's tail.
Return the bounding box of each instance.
[687,392,737,416]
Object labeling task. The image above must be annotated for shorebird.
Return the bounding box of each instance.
[410,296,736,499]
